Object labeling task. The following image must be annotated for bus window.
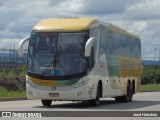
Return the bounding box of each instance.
[99,27,106,57]
[90,27,99,60]
[58,33,87,75]
[112,32,121,56]
[134,39,141,58]
[125,36,130,57]
[107,30,113,55]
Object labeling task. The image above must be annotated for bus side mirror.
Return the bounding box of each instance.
[85,37,95,57]
[18,37,30,57]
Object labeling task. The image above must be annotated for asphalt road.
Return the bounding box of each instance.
[0,92,160,120]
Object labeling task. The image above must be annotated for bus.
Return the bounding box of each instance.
[18,17,142,106]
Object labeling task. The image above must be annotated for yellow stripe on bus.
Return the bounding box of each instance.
[29,77,56,86]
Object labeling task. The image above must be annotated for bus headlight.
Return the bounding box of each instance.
[71,78,89,88]
[26,76,34,87]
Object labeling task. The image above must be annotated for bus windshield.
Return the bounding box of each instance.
[27,32,87,77]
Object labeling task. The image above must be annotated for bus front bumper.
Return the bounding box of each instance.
[26,84,95,101]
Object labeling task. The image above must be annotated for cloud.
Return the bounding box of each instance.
[55,0,141,19]
[125,0,160,20]
[0,0,160,60]
[48,0,66,6]
[0,38,22,49]
[8,18,36,33]
[0,11,23,31]
[79,0,139,15]
[0,25,5,31]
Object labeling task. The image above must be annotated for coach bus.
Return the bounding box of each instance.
[18,17,141,106]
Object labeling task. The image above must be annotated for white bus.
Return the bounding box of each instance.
[18,18,142,106]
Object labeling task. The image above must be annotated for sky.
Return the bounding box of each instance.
[0,0,160,60]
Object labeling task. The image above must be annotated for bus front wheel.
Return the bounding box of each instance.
[88,84,101,106]
[41,100,52,106]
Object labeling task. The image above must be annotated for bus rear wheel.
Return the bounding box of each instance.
[125,84,133,102]
[88,84,101,106]
[115,83,133,102]
[41,100,52,106]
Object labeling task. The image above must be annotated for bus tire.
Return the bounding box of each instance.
[115,96,123,102]
[88,84,101,106]
[125,83,133,102]
[41,100,52,106]
[123,83,133,102]
[115,83,133,102]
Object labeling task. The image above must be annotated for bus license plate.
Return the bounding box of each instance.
[49,93,59,97]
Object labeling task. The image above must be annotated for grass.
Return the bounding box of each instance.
[0,65,26,78]
[0,70,26,78]
[0,84,160,98]
[140,84,160,92]
[0,86,26,98]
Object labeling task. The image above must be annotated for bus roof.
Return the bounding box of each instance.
[32,18,97,32]
[32,17,140,39]
[107,23,140,39]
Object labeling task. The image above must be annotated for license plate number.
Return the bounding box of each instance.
[49,93,59,97]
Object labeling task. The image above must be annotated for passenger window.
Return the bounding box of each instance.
[99,27,107,57]
[90,27,99,65]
